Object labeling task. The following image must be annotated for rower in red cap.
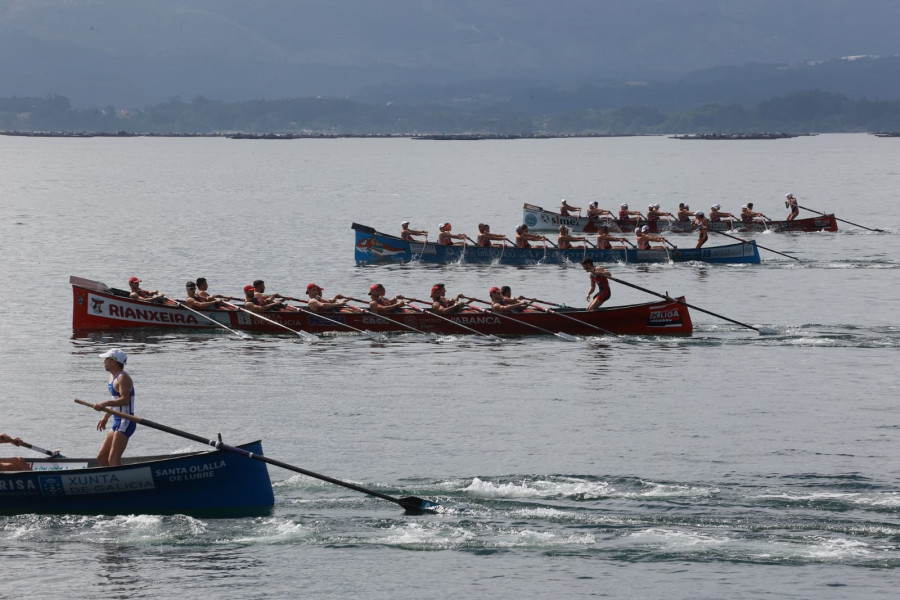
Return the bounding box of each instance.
[430,283,474,314]
[305,283,350,313]
[127,276,165,303]
[488,286,531,313]
[368,283,407,313]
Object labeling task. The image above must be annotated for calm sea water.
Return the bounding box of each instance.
[1,134,898,599]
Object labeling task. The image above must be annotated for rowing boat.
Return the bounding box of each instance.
[352,223,760,264]
[523,203,838,233]
[71,276,693,336]
[0,441,274,517]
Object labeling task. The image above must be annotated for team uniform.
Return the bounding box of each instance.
[108,372,136,438]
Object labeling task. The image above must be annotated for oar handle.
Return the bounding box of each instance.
[16,440,63,458]
[74,400,436,512]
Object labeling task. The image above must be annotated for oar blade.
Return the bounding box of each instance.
[555,332,581,342]
[398,496,440,513]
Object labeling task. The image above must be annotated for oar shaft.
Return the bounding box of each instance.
[464,297,574,339]
[605,276,759,332]
[344,298,430,335]
[18,440,63,458]
[799,205,881,232]
[711,231,799,261]
[222,302,319,341]
[74,400,434,511]
[402,298,497,339]
[176,301,250,338]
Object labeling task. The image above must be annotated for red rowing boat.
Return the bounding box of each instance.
[71,276,693,337]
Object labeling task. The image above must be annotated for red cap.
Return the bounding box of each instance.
[129,276,141,283]
[243,284,255,293]
[430,284,445,298]
[369,283,383,294]
[306,283,322,292]
[489,286,501,294]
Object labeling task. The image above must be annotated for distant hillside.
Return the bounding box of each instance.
[2,0,900,108]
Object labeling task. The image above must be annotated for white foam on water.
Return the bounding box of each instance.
[463,476,612,499]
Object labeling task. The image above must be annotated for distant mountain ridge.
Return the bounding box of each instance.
[2,0,900,108]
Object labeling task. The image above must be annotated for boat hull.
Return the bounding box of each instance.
[353,223,760,265]
[0,441,275,517]
[522,204,838,233]
[72,277,692,336]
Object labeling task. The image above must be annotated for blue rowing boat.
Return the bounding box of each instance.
[0,441,274,517]
[352,223,760,265]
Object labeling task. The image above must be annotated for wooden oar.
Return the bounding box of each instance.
[604,275,775,335]
[344,297,437,337]
[283,297,389,342]
[402,298,502,341]
[221,302,320,343]
[799,204,884,232]
[174,300,252,339]
[710,230,800,261]
[526,301,617,336]
[10,438,64,458]
[463,297,580,341]
[74,400,436,513]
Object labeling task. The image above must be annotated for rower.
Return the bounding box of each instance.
[368,283,407,313]
[243,284,286,313]
[587,201,613,221]
[741,203,769,226]
[500,286,536,313]
[559,199,581,216]
[305,283,350,313]
[400,221,428,242]
[252,279,296,310]
[618,203,643,223]
[430,283,473,314]
[183,280,222,309]
[595,225,628,250]
[475,223,511,248]
[127,276,165,303]
[580,257,612,311]
[785,193,799,222]
[677,203,695,222]
[635,225,668,250]
[693,211,711,248]
[515,224,548,248]
[557,225,588,250]
[488,286,531,313]
[437,222,467,246]
[0,434,30,472]
[709,204,735,223]
[646,203,673,223]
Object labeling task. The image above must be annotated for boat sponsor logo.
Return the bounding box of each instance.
[30,462,89,472]
[647,307,683,327]
[409,242,436,255]
[355,235,408,258]
[88,294,205,326]
[155,459,227,482]
[524,212,538,227]
[0,478,38,495]
[37,466,155,496]
[91,297,105,313]
[453,315,500,326]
